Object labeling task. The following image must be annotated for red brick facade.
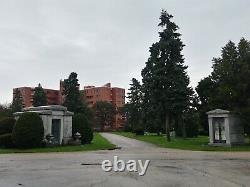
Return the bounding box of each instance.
[13,82,125,130]
[82,83,126,129]
[13,87,62,108]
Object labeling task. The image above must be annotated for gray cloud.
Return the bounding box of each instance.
[1,0,250,103]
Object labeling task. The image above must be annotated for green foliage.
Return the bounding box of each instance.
[126,78,143,131]
[12,89,23,112]
[63,72,86,113]
[82,126,93,144]
[12,113,44,148]
[0,104,12,121]
[196,38,250,135]
[183,110,199,137]
[73,113,93,144]
[0,133,13,148]
[0,117,16,135]
[196,77,215,134]
[123,124,132,132]
[93,101,116,131]
[134,127,144,135]
[141,10,192,141]
[32,83,47,107]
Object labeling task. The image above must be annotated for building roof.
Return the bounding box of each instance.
[206,109,230,115]
[24,105,67,112]
[14,105,74,116]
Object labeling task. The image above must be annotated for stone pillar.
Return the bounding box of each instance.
[224,117,231,145]
[208,117,214,144]
[63,116,73,144]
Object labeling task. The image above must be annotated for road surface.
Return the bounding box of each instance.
[0,133,250,187]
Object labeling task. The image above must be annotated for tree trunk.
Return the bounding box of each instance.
[165,113,171,142]
[181,115,186,139]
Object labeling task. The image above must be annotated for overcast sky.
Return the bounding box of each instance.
[0,0,250,103]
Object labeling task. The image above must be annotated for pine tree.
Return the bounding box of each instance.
[63,72,81,113]
[141,10,191,141]
[126,78,143,131]
[32,83,47,107]
[12,89,23,112]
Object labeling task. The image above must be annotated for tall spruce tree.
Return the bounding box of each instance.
[126,78,143,131]
[32,83,47,107]
[62,72,83,113]
[12,89,23,112]
[141,10,191,141]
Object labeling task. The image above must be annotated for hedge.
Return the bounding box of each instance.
[0,133,13,148]
[0,117,16,135]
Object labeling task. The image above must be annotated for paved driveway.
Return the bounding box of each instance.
[0,133,250,187]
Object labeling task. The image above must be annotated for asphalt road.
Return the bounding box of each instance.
[0,133,250,187]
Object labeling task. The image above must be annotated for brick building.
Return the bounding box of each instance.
[13,82,125,130]
[13,87,62,108]
[82,83,125,129]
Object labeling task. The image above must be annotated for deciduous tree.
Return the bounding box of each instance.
[93,101,116,131]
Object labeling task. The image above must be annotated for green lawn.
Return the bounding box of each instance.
[0,133,115,154]
[113,132,250,151]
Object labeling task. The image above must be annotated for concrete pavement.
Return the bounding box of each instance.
[0,133,250,187]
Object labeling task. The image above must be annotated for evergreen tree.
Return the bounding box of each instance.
[62,72,83,113]
[195,76,216,134]
[12,89,23,112]
[141,10,191,141]
[211,41,239,110]
[32,83,47,107]
[126,78,143,131]
[196,38,250,136]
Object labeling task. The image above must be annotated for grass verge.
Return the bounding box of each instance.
[113,132,250,151]
[0,133,115,154]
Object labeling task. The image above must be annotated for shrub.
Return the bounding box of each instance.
[73,113,93,144]
[82,125,93,144]
[123,124,132,132]
[0,117,16,135]
[12,112,44,148]
[0,133,13,148]
[134,127,144,135]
